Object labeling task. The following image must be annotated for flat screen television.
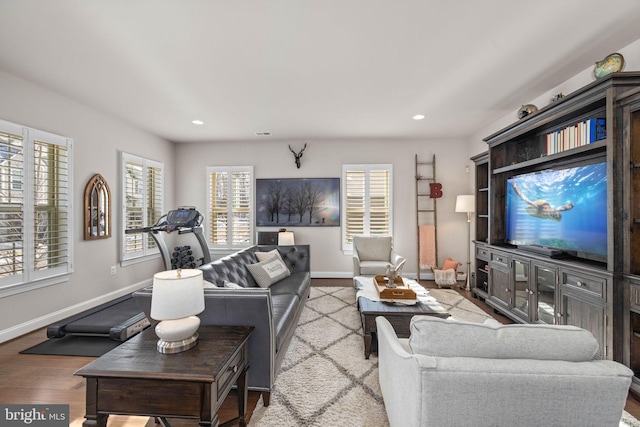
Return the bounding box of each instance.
[505,161,607,262]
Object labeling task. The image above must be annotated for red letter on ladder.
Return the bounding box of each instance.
[429,183,443,198]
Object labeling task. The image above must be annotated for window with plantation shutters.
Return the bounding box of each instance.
[121,153,164,262]
[207,166,254,248]
[0,119,73,296]
[341,164,393,252]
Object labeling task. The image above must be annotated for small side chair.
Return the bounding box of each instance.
[352,235,405,277]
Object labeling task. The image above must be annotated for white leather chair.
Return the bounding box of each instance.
[352,235,405,277]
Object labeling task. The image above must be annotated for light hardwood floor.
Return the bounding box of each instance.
[0,279,638,425]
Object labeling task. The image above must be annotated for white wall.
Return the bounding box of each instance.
[1,36,638,342]
[469,38,640,158]
[0,71,175,342]
[463,38,640,271]
[175,139,475,278]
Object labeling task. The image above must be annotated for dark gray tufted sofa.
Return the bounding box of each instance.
[134,244,310,406]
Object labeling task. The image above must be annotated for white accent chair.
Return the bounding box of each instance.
[352,235,405,277]
[376,315,633,427]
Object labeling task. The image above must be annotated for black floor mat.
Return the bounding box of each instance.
[20,335,121,357]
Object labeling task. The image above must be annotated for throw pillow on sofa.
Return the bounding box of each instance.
[204,280,218,288]
[246,258,291,288]
[224,281,243,289]
[408,316,598,362]
[255,249,284,263]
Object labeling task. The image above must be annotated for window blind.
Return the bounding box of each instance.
[121,153,164,261]
[342,164,392,251]
[0,120,73,294]
[0,130,25,280]
[33,139,70,276]
[207,166,253,247]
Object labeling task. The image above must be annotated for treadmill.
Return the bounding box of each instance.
[47,207,210,342]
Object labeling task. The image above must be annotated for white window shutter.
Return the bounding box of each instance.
[342,164,392,252]
[0,120,73,295]
[121,153,164,261]
[207,166,254,248]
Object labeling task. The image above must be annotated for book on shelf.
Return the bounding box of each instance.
[545,118,605,155]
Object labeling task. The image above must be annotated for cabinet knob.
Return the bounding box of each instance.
[529,290,534,295]
[576,281,583,287]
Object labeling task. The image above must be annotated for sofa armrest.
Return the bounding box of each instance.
[203,288,276,391]
[376,316,424,427]
[352,252,362,277]
[133,287,277,391]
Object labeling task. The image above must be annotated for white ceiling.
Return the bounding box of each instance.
[1,0,639,143]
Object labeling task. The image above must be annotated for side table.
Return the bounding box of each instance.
[75,325,253,427]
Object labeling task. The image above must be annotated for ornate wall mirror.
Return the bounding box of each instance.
[84,173,111,240]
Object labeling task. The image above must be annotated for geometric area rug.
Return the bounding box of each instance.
[248,286,640,427]
[248,286,386,426]
[422,287,493,323]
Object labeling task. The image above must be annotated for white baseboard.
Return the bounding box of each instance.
[0,279,152,344]
[311,271,353,279]
[310,272,423,280]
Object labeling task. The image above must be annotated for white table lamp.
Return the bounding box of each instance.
[455,195,475,291]
[278,231,295,245]
[150,269,205,354]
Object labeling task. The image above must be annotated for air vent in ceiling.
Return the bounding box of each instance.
[255,131,272,136]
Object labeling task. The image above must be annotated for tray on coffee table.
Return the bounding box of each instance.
[373,275,417,300]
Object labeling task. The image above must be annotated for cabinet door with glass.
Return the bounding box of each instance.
[511,257,531,322]
[489,254,511,312]
[532,262,558,324]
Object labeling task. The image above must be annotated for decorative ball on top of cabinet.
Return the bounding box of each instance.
[594,53,625,79]
[517,104,538,120]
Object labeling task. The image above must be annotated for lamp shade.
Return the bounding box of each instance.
[455,195,475,213]
[150,269,205,321]
[278,231,295,245]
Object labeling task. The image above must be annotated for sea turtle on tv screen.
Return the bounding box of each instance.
[511,181,574,222]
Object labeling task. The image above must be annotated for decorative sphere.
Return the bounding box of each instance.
[594,53,624,79]
[517,104,538,119]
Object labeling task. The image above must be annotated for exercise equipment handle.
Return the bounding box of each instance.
[124,224,166,234]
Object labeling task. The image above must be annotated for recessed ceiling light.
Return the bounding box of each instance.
[412,114,425,120]
[192,120,204,125]
[255,131,272,136]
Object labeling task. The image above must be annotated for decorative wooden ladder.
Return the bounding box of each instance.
[415,154,437,282]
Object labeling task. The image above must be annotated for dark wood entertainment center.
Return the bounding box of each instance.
[471,72,640,395]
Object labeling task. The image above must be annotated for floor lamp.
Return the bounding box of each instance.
[455,195,475,291]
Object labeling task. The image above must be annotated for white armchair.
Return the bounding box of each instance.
[376,315,633,427]
[352,235,405,277]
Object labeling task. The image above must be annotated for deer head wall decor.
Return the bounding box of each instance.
[289,143,307,169]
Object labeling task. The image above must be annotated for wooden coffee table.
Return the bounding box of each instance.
[356,277,449,358]
[75,325,253,427]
